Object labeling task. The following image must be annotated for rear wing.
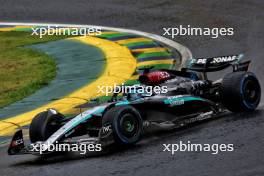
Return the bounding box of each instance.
[183,54,251,79]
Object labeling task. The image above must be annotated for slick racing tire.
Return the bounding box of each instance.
[102,106,143,145]
[222,72,261,112]
[29,110,64,143]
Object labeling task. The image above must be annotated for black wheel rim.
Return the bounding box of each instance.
[119,113,139,138]
[243,79,260,105]
[44,118,60,139]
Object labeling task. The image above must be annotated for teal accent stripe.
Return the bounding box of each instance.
[115,100,130,106]
[164,96,205,104]
[65,107,105,133]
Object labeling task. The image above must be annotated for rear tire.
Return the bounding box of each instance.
[102,106,143,145]
[29,110,64,143]
[221,72,261,112]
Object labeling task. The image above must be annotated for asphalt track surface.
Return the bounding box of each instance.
[0,0,264,176]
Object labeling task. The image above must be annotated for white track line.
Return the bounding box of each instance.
[0,22,192,68]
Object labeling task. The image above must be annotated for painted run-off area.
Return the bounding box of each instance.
[0,26,178,136]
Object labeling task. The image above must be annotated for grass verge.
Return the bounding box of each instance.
[0,31,68,108]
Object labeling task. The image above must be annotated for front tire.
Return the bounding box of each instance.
[102,106,143,145]
[221,72,261,112]
[29,110,64,143]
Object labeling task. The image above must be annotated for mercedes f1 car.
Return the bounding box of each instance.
[8,54,261,155]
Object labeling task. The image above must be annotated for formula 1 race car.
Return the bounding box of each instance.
[8,54,261,155]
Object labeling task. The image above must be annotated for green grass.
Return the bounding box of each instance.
[0,31,68,108]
